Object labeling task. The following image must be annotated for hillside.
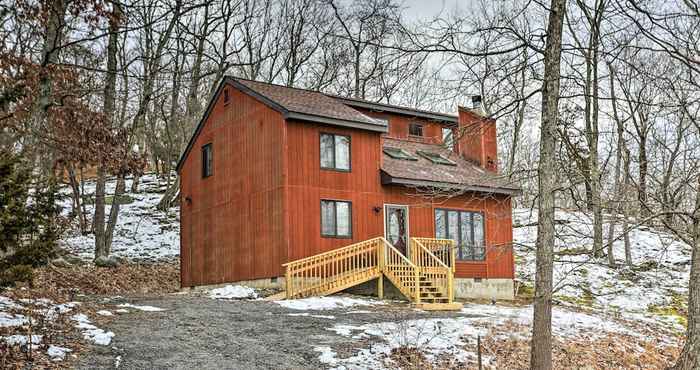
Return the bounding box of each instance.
[57,175,690,332]
[58,174,180,263]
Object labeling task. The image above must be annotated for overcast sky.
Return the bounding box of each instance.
[401,0,463,20]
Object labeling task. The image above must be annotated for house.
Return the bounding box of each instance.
[176,77,519,303]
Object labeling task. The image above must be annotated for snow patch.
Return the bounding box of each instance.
[71,313,114,346]
[3,334,43,346]
[0,312,29,327]
[117,303,165,312]
[287,313,336,319]
[48,345,71,361]
[275,296,384,311]
[208,285,257,300]
[97,310,114,316]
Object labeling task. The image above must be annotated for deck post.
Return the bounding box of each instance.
[285,266,291,299]
[414,269,421,304]
[377,239,385,299]
[448,269,454,304]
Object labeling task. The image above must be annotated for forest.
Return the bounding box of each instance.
[0,0,698,369]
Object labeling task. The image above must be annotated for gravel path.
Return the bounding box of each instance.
[76,294,462,370]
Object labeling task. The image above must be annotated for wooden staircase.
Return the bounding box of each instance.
[280,237,461,311]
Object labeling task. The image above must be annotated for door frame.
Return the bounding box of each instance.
[383,204,410,257]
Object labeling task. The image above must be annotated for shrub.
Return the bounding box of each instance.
[0,150,63,286]
[0,265,33,286]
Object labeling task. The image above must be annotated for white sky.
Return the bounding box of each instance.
[400,0,464,20]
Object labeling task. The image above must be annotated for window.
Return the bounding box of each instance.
[383,147,418,161]
[435,209,485,261]
[442,127,454,150]
[373,117,389,126]
[321,200,352,238]
[223,89,230,104]
[409,123,423,137]
[202,143,213,177]
[416,150,456,166]
[320,133,350,171]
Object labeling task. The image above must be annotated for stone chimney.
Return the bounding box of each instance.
[456,106,498,172]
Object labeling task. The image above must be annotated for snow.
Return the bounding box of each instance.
[287,313,336,319]
[208,285,258,300]
[117,303,165,312]
[115,308,129,313]
[3,334,43,346]
[316,303,667,369]
[0,296,22,310]
[0,312,29,327]
[314,346,339,365]
[275,296,384,311]
[48,345,72,361]
[512,208,691,330]
[71,313,115,346]
[97,310,114,316]
[58,174,179,262]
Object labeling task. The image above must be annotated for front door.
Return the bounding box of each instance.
[385,205,409,256]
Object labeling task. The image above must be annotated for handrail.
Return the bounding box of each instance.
[410,238,449,270]
[379,237,417,268]
[284,237,381,299]
[412,238,455,273]
[282,237,383,267]
[283,236,456,306]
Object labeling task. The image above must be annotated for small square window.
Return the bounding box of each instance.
[321,200,352,238]
[383,147,418,161]
[417,150,456,166]
[202,143,213,177]
[409,123,423,137]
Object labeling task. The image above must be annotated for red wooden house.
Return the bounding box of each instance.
[177,77,519,304]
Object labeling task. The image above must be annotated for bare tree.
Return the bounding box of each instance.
[531,1,567,369]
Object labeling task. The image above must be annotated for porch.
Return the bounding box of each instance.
[275,237,463,311]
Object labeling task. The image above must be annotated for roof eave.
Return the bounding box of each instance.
[286,111,388,133]
[333,96,458,124]
[380,171,522,196]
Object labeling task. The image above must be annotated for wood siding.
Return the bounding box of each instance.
[180,85,286,287]
[284,118,514,279]
[180,83,514,288]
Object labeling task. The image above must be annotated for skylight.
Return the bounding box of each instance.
[383,147,418,161]
[416,150,457,166]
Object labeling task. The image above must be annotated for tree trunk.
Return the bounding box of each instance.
[622,148,633,266]
[671,177,700,369]
[531,1,567,369]
[66,163,88,234]
[103,175,126,256]
[93,2,120,261]
[94,166,107,258]
[638,133,648,215]
[157,176,180,211]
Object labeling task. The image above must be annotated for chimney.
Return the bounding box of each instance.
[456,106,498,172]
[471,95,483,112]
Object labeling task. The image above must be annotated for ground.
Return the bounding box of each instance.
[0,174,691,368]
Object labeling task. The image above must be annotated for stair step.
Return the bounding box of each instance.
[413,302,463,311]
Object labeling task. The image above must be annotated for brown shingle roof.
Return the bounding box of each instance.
[232,78,385,129]
[381,138,520,194]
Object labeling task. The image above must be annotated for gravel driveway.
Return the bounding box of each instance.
[76,294,462,370]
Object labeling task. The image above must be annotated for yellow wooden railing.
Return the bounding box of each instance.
[411,238,456,273]
[283,237,382,299]
[409,238,454,304]
[380,237,421,303]
[282,237,456,306]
